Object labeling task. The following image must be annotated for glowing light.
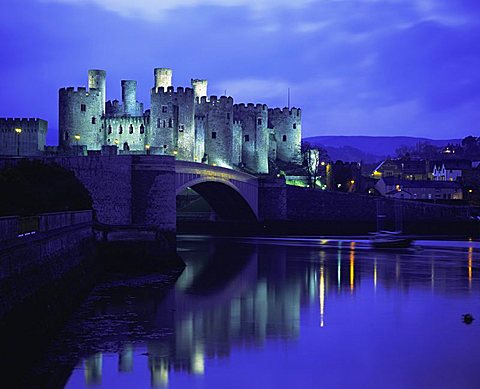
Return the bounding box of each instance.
[74,134,81,141]
[321,161,326,166]
[319,266,325,327]
[145,144,151,150]
[14,128,22,134]
[469,189,473,193]
[468,246,473,289]
[350,180,355,184]
[114,139,119,145]
[192,345,205,375]
[374,258,377,290]
[350,241,355,292]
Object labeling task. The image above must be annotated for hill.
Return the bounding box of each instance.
[303,136,461,163]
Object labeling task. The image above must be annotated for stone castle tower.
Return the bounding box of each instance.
[59,68,301,174]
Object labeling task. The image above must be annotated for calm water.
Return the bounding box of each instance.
[56,236,480,388]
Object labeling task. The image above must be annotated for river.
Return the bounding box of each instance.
[45,236,480,388]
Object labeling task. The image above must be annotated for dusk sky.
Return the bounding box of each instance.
[2,0,480,145]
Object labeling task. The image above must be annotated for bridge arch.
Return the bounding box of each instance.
[175,161,259,222]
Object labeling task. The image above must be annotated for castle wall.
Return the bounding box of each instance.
[0,118,47,156]
[150,87,195,160]
[268,107,301,164]
[233,103,269,174]
[59,87,103,150]
[198,96,235,168]
[194,115,205,162]
[103,116,148,152]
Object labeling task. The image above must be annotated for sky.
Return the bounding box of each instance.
[1,0,480,145]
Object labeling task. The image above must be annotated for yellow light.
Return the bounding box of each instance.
[74,134,81,141]
[350,180,355,184]
[321,161,326,166]
[145,144,150,150]
[114,139,119,145]
[14,128,22,134]
[469,189,473,193]
[319,266,325,327]
[350,241,355,292]
[468,246,473,289]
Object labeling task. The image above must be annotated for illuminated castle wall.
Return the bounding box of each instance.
[58,68,302,174]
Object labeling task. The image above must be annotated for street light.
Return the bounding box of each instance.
[145,144,151,155]
[14,128,22,156]
[74,134,81,155]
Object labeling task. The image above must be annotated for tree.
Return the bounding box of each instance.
[301,141,329,188]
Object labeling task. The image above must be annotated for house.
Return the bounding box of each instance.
[431,159,472,181]
[375,177,463,200]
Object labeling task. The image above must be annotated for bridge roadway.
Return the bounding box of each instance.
[0,155,262,232]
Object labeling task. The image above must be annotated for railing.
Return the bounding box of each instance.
[0,210,93,243]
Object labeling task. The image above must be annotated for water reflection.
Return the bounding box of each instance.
[60,237,480,388]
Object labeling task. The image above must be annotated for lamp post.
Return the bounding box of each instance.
[14,128,22,156]
[74,134,81,155]
[145,144,151,155]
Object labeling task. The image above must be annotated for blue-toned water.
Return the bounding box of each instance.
[59,236,480,388]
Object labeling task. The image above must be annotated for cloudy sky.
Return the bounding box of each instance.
[2,0,480,144]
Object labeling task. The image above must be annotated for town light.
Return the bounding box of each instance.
[350,180,355,184]
[74,134,81,141]
[145,144,150,150]
[321,161,326,166]
[114,139,119,145]
[15,128,22,156]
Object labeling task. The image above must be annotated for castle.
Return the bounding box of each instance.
[59,68,302,174]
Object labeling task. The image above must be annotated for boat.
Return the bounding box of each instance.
[369,230,412,248]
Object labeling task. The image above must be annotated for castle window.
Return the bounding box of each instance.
[163,120,166,128]
[169,119,173,128]
[129,124,134,134]
[227,113,230,120]
[140,124,145,134]
[282,135,287,142]
[108,125,112,134]
[212,131,217,139]
[293,123,296,129]
[92,117,96,124]
[179,124,185,132]
[257,118,262,125]
[64,132,69,141]
[119,125,123,134]
[157,118,161,128]
[80,104,86,112]
[244,134,249,142]
[162,105,168,113]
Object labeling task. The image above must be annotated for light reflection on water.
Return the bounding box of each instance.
[63,236,480,388]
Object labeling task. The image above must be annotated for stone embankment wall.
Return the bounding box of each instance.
[0,210,95,319]
[259,180,473,234]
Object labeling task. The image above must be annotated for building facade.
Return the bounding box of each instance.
[59,68,302,174]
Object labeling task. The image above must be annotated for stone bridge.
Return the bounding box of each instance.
[48,155,259,231]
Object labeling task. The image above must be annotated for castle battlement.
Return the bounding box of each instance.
[152,86,194,96]
[104,116,147,125]
[59,87,101,97]
[199,95,233,106]
[268,107,302,117]
[233,103,267,111]
[1,118,45,124]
